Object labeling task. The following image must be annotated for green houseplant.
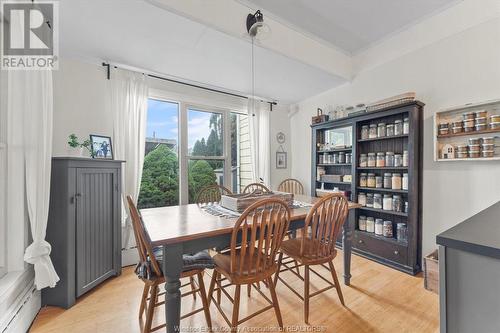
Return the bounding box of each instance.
[67,134,94,157]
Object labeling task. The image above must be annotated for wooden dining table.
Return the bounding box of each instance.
[140,194,361,332]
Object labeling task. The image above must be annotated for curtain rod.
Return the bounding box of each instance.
[102,62,277,109]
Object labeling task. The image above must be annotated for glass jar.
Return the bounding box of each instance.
[346,153,352,164]
[405,201,409,213]
[386,124,395,137]
[367,153,376,167]
[375,219,384,235]
[359,154,368,167]
[383,221,393,238]
[339,152,346,164]
[403,150,409,167]
[318,154,324,164]
[383,173,392,189]
[375,176,383,188]
[394,120,403,135]
[361,125,369,140]
[366,193,374,208]
[333,154,339,164]
[376,152,385,167]
[393,195,403,212]
[392,173,402,190]
[394,154,403,167]
[403,117,409,135]
[402,173,409,190]
[367,173,376,188]
[358,215,367,231]
[366,217,375,233]
[377,123,386,137]
[369,124,378,138]
[359,173,368,187]
[383,194,393,210]
[397,223,408,242]
[358,192,367,206]
[373,193,382,209]
[385,152,395,167]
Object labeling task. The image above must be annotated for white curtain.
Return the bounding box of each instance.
[248,98,270,185]
[110,69,148,250]
[10,69,60,290]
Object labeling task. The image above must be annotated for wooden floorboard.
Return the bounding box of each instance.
[29,251,439,333]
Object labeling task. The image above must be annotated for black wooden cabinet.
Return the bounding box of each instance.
[43,157,123,308]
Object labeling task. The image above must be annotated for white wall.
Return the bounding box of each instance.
[270,105,291,190]
[290,15,500,256]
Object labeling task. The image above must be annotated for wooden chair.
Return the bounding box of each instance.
[196,184,232,205]
[277,178,304,195]
[274,193,348,324]
[242,182,271,194]
[127,196,213,333]
[207,199,291,332]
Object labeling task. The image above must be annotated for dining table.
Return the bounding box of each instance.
[140,194,361,332]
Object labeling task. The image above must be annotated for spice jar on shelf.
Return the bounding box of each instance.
[359,153,368,167]
[367,173,376,188]
[339,152,346,164]
[376,152,385,167]
[397,223,407,242]
[333,154,339,164]
[394,120,403,135]
[403,117,409,135]
[368,153,376,167]
[402,173,408,190]
[369,124,377,139]
[374,193,382,209]
[383,194,393,211]
[383,221,393,238]
[404,201,409,213]
[366,217,375,233]
[375,176,383,189]
[383,173,392,189]
[375,219,384,235]
[394,153,403,167]
[361,125,369,140]
[385,152,395,167]
[346,153,352,164]
[358,192,367,206]
[403,150,409,167]
[359,173,367,187]
[386,124,395,137]
[392,195,403,212]
[358,216,367,231]
[392,173,402,190]
[366,193,374,208]
[377,123,386,137]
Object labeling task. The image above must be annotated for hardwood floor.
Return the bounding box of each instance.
[30,251,439,333]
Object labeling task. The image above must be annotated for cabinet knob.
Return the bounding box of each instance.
[358,240,364,244]
[394,250,399,255]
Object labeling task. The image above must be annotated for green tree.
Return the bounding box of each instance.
[188,160,217,203]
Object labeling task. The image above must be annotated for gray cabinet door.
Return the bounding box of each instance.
[75,167,118,297]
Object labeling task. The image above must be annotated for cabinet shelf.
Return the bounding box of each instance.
[355,229,408,246]
[317,163,351,166]
[357,167,408,170]
[437,127,500,139]
[357,187,408,194]
[359,207,408,217]
[317,147,352,153]
[317,180,351,185]
[358,134,408,142]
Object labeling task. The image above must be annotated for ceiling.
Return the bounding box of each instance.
[59,0,344,104]
[244,0,459,54]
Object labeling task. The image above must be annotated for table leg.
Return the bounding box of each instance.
[342,214,354,285]
[163,244,183,332]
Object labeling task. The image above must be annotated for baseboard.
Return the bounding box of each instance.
[121,247,139,267]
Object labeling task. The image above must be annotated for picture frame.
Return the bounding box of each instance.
[90,134,113,159]
[276,151,287,169]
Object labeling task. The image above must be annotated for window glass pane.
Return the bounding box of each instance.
[188,159,224,204]
[231,112,252,193]
[188,109,223,157]
[138,99,179,208]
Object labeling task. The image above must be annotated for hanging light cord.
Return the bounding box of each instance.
[251,36,255,117]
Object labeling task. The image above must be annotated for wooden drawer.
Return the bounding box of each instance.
[354,231,408,266]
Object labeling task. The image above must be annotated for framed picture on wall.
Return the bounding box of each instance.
[90,135,113,159]
[276,152,287,169]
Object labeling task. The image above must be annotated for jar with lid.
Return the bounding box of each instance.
[386,124,395,137]
[375,176,383,188]
[385,152,395,167]
[369,124,378,138]
[346,153,352,164]
[402,173,409,190]
[394,154,403,167]
[375,219,384,235]
[360,154,368,167]
[392,173,402,190]
[366,217,375,233]
[318,154,324,164]
[404,201,409,213]
[361,125,369,140]
[403,117,409,135]
[359,173,367,187]
[368,153,376,167]
[376,152,385,167]
[397,223,407,242]
[394,120,403,135]
[358,192,367,206]
[338,152,346,164]
[377,123,386,137]
[403,150,409,167]
[333,153,339,164]
[366,193,374,208]
[383,173,392,189]
[393,195,403,212]
[383,221,393,238]
[358,215,367,231]
[373,193,382,209]
[383,194,393,210]
[367,173,376,188]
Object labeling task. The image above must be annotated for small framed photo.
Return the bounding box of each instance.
[276,152,287,169]
[90,135,113,159]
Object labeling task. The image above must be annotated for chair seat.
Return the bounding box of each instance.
[213,249,277,284]
[280,238,337,265]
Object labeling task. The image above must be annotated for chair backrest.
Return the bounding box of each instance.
[301,193,348,259]
[229,199,291,277]
[195,184,232,204]
[126,195,162,277]
[277,178,304,195]
[243,182,271,194]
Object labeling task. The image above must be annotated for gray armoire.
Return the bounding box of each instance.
[43,157,124,308]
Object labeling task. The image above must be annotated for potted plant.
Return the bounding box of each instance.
[67,134,94,157]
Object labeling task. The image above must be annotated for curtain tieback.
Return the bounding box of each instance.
[24,240,52,263]
[24,240,60,289]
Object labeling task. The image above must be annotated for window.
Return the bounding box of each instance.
[231,112,252,193]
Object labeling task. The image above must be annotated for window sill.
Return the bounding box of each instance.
[0,268,34,319]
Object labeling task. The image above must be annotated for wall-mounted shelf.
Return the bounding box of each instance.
[357,134,408,142]
[437,128,500,139]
